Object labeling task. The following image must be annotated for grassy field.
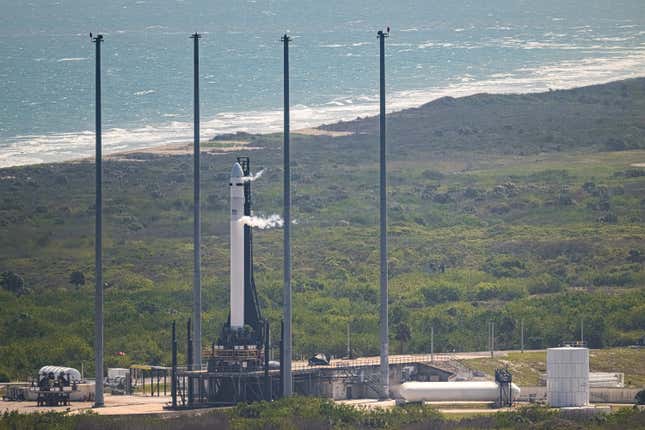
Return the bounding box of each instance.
[0,79,643,381]
[460,348,645,387]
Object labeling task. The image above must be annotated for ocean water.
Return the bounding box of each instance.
[1,0,644,167]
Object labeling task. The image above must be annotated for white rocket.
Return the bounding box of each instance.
[230,162,245,329]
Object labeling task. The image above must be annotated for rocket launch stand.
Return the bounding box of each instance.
[169,157,277,408]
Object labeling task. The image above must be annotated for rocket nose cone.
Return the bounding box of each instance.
[231,162,244,179]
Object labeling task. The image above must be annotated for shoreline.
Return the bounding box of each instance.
[5,127,353,168]
[81,127,352,163]
[2,73,644,170]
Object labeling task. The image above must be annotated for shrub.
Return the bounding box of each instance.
[528,274,564,294]
[483,256,528,278]
[0,271,27,296]
[69,271,85,287]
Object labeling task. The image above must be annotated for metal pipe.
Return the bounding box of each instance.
[377,29,389,400]
[92,33,104,408]
[187,318,193,406]
[190,32,202,374]
[431,326,434,362]
[264,321,271,401]
[171,320,177,407]
[491,321,495,358]
[279,319,284,398]
[281,33,293,397]
[347,321,351,359]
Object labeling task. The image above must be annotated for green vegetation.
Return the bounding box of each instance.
[0,79,644,380]
[461,348,645,387]
[1,398,645,429]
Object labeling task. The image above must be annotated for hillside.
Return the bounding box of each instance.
[322,77,645,154]
[0,79,644,380]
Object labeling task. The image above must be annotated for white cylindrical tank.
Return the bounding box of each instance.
[399,381,520,402]
[38,366,82,382]
[230,162,246,329]
[547,347,589,407]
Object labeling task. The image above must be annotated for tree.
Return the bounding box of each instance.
[0,271,26,295]
[69,271,86,287]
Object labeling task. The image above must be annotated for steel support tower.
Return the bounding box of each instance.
[377,29,389,400]
[92,33,104,408]
[190,32,202,373]
[281,33,293,397]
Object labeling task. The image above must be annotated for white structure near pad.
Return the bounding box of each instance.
[547,346,589,407]
[398,381,520,402]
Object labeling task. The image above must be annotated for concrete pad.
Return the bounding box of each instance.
[0,394,183,416]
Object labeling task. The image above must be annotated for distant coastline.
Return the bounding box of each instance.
[2,72,644,169]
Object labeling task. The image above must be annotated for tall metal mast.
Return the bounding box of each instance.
[281,33,293,397]
[377,29,389,400]
[92,32,104,408]
[190,32,202,372]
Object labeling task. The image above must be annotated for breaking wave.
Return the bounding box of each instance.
[2,50,645,168]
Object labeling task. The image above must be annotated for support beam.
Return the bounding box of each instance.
[520,319,524,353]
[92,33,104,408]
[264,322,271,401]
[171,320,177,408]
[377,29,389,400]
[281,33,293,397]
[190,32,202,374]
[187,318,193,406]
[431,326,434,362]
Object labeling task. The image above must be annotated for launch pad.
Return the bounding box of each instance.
[165,157,461,409]
[167,157,276,408]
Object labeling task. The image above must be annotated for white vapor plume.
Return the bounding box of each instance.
[241,169,265,182]
[239,214,283,229]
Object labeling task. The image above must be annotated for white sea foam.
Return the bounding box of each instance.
[57,57,88,62]
[134,89,156,96]
[2,50,645,168]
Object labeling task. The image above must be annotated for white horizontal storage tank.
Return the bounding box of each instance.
[38,366,82,382]
[547,347,589,407]
[399,381,520,402]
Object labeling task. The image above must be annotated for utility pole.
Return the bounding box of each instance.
[92,33,104,408]
[520,318,524,353]
[347,321,351,359]
[491,321,495,358]
[580,317,584,345]
[430,326,434,362]
[281,33,293,397]
[488,320,495,358]
[190,32,202,374]
[377,29,389,400]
